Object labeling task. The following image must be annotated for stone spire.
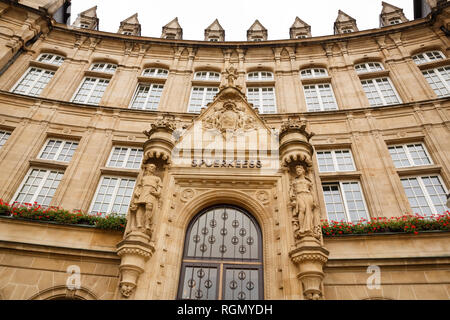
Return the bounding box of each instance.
[334,10,358,35]
[204,19,225,42]
[161,17,183,40]
[72,6,99,30]
[118,13,141,36]
[290,17,311,39]
[247,19,267,41]
[380,1,409,27]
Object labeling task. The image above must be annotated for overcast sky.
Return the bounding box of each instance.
[71,0,414,41]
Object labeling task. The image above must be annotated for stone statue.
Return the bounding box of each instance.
[289,164,321,239]
[126,163,162,237]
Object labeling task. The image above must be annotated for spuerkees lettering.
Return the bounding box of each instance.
[191,159,262,168]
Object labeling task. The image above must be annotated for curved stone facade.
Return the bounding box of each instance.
[0,0,449,300]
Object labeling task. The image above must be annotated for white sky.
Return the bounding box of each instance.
[71,0,414,41]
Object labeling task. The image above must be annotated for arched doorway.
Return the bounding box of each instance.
[177,205,263,300]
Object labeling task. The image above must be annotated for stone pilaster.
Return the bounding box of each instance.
[280,118,330,300]
[117,117,176,298]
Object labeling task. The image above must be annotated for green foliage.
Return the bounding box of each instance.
[0,199,126,232]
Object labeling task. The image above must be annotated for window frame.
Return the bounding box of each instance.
[322,180,370,223]
[129,83,164,111]
[246,71,274,81]
[38,138,79,163]
[71,76,110,105]
[421,66,450,98]
[400,175,448,216]
[194,71,221,81]
[142,68,169,78]
[11,67,56,97]
[412,51,445,65]
[303,83,339,112]
[316,149,356,173]
[388,143,433,168]
[187,86,219,113]
[106,146,144,169]
[0,130,12,149]
[37,53,65,66]
[354,62,384,74]
[300,68,328,79]
[88,175,136,216]
[89,62,117,74]
[12,167,64,207]
[360,77,402,107]
[246,86,277,114]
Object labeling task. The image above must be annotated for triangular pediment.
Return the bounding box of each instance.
[80,6,97,18]
[121,13,139,25]
[291,17,310,28]
[336,10,355,22]
[381,1,402,13]
[248,19,267,32]
[164,17,182,29]
[206,19,224,31]
[172,85,278,168]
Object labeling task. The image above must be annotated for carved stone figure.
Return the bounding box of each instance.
[119,283,135,298]
[289,164,321,239]
[126,163,162,237]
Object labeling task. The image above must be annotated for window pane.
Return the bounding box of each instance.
[224,268,260,300]
[90,176,136,216]
[0,131,11,149]
[342,182,368,222]
[180,266,218,300]
[14,169,63,206]
[13,68,55,96]
[322,184,347,221]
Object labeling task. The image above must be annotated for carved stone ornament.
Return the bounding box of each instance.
[279,119,315,167]
[203,101,257,136]
[289,164,322,241]
[143,119,177,140]
[142,117,177,165]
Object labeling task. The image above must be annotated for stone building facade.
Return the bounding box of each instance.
[0,0,449,300]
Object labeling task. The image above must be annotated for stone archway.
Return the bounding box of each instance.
[28,285,98,300]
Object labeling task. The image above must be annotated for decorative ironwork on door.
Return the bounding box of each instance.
[177,205,263,300]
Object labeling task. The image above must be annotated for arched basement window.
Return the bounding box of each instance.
[177,205,263,300]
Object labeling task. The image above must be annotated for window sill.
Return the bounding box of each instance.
[416,58,450,70]
[137,76,167,84]
[84,70,113,79]
[29,61,59,71]
[100,167,140,177]
[396,164,442,177]
[319,171,362,182]
[300,76,332,85]
[357,70,390,80]
[29,159,69,170]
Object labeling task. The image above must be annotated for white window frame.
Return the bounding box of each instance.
[316,149,356,172]
[401,175,448,216]
[246,86,277,114]
[389,18,402,25]
[71,77,110,105]
[37,53,65,66]
[0,130,11,149]
[422,67,450,98]
[79,23,90,29]
[360,77,402,106]
[187,86,219,113]
[142,68,169,78]
[12,67,55,97]
[90,62,117,74]
[88,175,136,216]
[194,71,221,81]
[247,71,274,81]
[388,143,433,168]
[208,37,219,42]
[12,167,64,206]
[129,83,164,111]
[106,146,143,169]
[342,28,354,33]
[38,138,79,163]
[322,181,370,223]
[354,62,384,74]
[122,31,133,35]
[300,68,328,79]
[412,51,445,65]
[296,34,308,39]
[303,83,339,112]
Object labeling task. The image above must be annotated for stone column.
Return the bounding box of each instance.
[116,117,176,298]
[279,119,330,300]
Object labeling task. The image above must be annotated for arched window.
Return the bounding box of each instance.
[177,205,263,300]
[354,62,384,74]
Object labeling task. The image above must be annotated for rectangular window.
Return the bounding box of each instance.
[13,168,64,206]
[388,143,432,168]
[107,147,143,169]
[130,84,164,110]
[303,84,338,112]
[72,77,110,105]
[401,175,447,216]
[0,130,11,149]
[39,139,78,162]
[322,181,369,222]
[422,67,450,98]
[317,150,356,172]
[361,77,401,106]
[89,176,136,216]
[12,67,55,97]
[37,53,65,66]
[188,87,219,113]
[247,87,277,114]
